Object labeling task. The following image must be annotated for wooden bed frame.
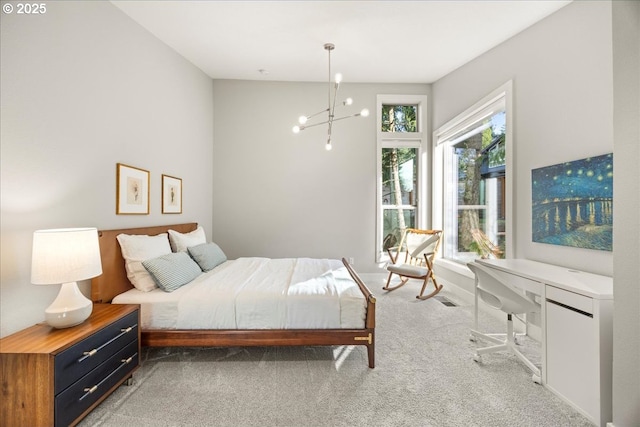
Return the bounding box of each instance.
[91,223,376,368]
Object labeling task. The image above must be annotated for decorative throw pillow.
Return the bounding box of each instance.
[188,242,227,272]
[168,226,206,252]
[116,233,172,292]
[142,252,202,292]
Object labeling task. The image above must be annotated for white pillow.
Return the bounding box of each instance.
[116,233,172,292]
[168,226,206,252]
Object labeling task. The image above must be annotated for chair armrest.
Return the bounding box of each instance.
[386,247,399,264]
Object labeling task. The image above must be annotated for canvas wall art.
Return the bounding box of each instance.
[531,153,613,251]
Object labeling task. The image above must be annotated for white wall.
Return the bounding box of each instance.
[432,0,614,292]
[212,80,428,273]
[0,1,214,337]
[611,2,640,426]
[431,2,639,425]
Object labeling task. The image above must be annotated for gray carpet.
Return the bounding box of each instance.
[79,275,592,427]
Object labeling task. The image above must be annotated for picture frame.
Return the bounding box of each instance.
[531,153,613,251]
[162,174,182,214]
[116,163,150,215]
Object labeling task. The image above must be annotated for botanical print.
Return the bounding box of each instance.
[127,177,143,205]
[168,185,178,206]
[531,153,613,251]
[116,163,149,215]
[162,174,182,214]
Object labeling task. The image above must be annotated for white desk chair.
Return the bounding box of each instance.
[468,262,542,384]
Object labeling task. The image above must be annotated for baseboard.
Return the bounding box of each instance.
[438,277,475,306]
[606,423,615,427]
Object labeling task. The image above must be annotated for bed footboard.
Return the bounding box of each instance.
[142,328,375,368]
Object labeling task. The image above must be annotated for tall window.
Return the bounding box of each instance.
[433,82,512,264]
[377,95,428,262]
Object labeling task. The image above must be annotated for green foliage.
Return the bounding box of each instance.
[488,134,506,168]
[381,105,417,132]
[381,148,416,184]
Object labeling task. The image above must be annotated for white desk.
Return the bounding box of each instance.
[475,259,613,427]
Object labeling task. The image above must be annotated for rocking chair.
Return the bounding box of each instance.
[383,229,443,300]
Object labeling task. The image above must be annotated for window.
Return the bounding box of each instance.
[381,146,418,250]
[433,82,512,264]
[376,95,428,262]
[381,105,417,132]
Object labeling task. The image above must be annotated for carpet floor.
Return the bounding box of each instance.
[79,274,593,427]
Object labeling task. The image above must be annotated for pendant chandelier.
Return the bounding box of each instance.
[292,43,369,151]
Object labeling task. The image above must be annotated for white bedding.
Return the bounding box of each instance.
[112,257,367,330]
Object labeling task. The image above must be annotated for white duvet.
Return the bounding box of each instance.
[112,257,367,330]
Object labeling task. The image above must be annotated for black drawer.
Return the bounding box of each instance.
[55,339,139,427]
[55,310,138,394]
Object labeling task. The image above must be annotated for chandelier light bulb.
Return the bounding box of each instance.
[325,141,332,151]
[344,98,353,106]
[334,73,342,84]
[292,125,301,133]
[298,116,308,125]
[360,108,370,117]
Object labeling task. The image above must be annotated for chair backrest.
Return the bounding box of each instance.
[467,262,539,315]
[401,229,442,263]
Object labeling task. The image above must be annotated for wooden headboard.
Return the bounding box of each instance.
[91,223,198,303]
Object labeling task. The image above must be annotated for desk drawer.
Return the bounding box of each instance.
[546,285,592,316]
[55,339,138,427]
[55,310,138,394]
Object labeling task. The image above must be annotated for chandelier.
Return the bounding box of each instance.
[292,43,369,151]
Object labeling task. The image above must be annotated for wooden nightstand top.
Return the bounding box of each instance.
[0,304,139,354]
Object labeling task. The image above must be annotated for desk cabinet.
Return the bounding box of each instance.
[545,285,613,427]
[477,259,613,427]
[0,304,140,427]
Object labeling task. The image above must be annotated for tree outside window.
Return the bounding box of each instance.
[447,110,506,261]
[380,105,418,251]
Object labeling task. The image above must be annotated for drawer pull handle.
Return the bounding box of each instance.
[83,385,98,394]
[77,323,138,363]
[79,351,138,402]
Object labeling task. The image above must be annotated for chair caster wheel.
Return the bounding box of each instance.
[514,336,523,345]
[473,354,482,363]
[469,335,476,342]
[532,374,541,384]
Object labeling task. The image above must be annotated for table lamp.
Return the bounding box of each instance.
[31,228,103,328]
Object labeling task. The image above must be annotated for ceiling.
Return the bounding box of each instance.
[111,1,572,84]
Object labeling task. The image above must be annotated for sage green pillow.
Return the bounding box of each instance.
[142,252,202,292]
[188,242,227,272]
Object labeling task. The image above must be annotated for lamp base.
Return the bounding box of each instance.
[44,282,93,328]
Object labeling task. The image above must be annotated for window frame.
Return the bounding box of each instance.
[432,82,513,267]
[376,94,428,263]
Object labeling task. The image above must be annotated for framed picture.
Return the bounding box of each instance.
[532,153,613,251]
[162,174,182,214]
[116,163,150,215]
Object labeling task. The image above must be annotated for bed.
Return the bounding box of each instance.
[91,223,376,368]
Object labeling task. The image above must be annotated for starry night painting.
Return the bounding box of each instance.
[531,153,613,251]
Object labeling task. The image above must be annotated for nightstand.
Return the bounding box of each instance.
[0,304,140,427]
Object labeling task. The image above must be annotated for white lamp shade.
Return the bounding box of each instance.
[31,228,102,285]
